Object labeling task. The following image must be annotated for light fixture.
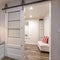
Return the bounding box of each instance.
[30,15,33,18]
[30,7,33,10]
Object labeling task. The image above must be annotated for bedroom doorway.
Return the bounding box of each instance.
[24,1,50,60]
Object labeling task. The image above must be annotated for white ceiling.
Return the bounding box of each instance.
[24,1,50,19]
[0,0,50,19]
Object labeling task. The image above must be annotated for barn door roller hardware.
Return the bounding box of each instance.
[2,0,50,10]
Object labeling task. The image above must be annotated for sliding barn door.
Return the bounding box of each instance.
[5,7,24,60]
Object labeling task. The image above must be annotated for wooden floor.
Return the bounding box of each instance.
[2,44,49,60]
[25,44,49,60]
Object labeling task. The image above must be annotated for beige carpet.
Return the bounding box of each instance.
[2,44,49,60]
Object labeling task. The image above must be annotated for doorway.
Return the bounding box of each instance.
[24,1,50,60]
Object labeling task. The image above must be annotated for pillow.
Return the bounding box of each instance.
[42,36,49,43]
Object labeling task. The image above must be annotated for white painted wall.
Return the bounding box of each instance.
[44,14,51,43]
[29,20,39,44]
[25,19,39,45]
[51,0,60,60]
[0,6,5,43]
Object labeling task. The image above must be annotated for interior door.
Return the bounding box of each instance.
[5,7,24,60]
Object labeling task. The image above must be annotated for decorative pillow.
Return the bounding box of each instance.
[42,36,49,43]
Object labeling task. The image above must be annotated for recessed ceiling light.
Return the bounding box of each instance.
[30,7,33,10]
[30,15,33,18]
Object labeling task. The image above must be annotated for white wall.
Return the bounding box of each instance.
[44,14,51,43]
[51,0,60,60]
[0,6,5,43]
[25,19,39,45]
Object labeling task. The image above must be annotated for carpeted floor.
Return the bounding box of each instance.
[2,44,49,60]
